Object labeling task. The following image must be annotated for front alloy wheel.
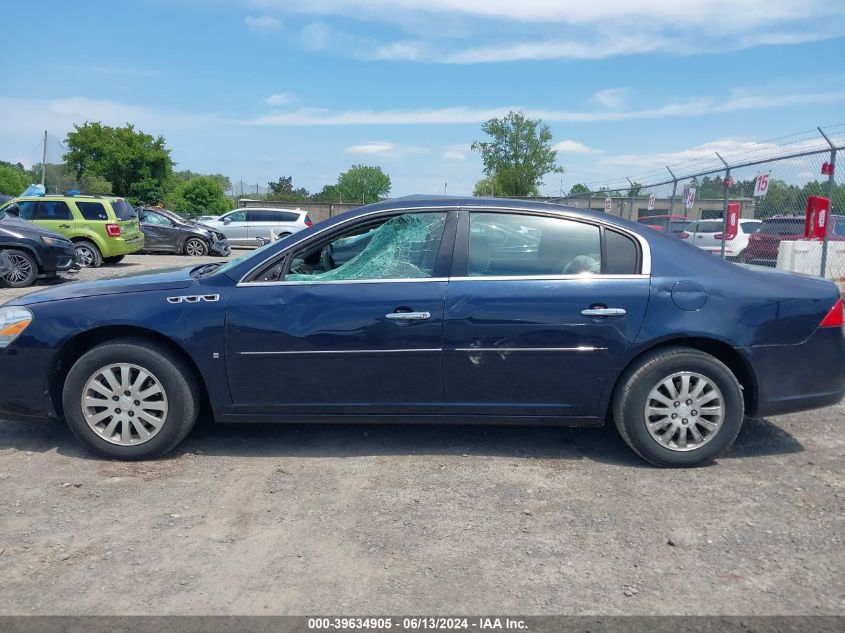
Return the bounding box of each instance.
[0,251,37,288]
[81,363,169,446]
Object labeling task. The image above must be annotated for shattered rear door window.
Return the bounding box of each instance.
[285,212,447,281]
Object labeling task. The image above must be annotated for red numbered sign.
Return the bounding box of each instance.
[647,193,656,211]
[754,173,770,197]
[725,202,740,240]
[604,197,612,212]
[684,187,696,209]
[805,196,831,239]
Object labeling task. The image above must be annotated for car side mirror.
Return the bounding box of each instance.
[223,217,232,225]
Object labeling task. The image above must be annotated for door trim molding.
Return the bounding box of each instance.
[239,348,443,356]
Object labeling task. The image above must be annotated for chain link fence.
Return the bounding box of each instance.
[551,126,845,280]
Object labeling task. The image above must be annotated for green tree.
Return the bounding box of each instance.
[267,176,309,202]
[471,111,563,197]
[174,170,231,193]
[169,176,231,216]
[311,184,342,202]
[337,164,391,204]
[64,122,173,204]
[626,181,643,197]
[0,164,29,196]
[568,183,591,196]
[473,176,502,197]
[78,173,113,194]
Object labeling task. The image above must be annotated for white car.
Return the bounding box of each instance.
[682,218,762,260]
[196,215,219,223]
[204,207,313,247]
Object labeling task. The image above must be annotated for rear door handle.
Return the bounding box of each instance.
[58,224,71,229]
[581,307,627,317]
[386,311,431,321]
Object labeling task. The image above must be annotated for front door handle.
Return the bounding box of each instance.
[581,307,627,317]
[386,311,431,321]
[58,224,71,229]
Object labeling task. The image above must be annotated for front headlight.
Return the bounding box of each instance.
[0,307,33,348]
[41,235,70,246]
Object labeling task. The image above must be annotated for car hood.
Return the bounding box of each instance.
[0,216,66,240]
[10,267,197,306]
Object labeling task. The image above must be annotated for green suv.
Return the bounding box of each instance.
[0,195,144,266]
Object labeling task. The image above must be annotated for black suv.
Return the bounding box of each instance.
[0,204,78,288]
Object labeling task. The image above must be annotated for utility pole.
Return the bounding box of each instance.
[819,126,837,278]
[41,130,47,188]
[444,182,448,196]
[666,166,677,218]
[716,152,731,259]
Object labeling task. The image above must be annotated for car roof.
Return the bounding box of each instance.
[232,207,304,212]
[16,194,123,202]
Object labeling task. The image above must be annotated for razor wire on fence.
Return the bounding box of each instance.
[552,126,844,280]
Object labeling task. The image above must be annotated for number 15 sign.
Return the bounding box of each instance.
[754,172,770,198]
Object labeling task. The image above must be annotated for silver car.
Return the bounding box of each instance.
[682,218,762,260]
[205,207,313,246]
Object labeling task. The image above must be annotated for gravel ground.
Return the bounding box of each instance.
[0,254,843,615]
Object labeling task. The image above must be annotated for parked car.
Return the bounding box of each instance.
[138,207,230,257]
[0,206,77,288]
[1,196,844,466]
[740,215,845,267]
[637,214,691,238]
[683,218,762,259]
[0,195,144,267]
[204,207,313,246]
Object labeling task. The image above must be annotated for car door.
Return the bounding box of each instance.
[31,200,76,237]
[220,210,249,245]
[140,210,179,251]
[245,209,275,243]
[443,209,649,421]
[225,209,457,416]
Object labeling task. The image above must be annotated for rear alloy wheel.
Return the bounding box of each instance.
[184,238,208,257]
[612,346,744,467]
[62,338,199,459]
[74,241,102,268]
[0,250,38,288]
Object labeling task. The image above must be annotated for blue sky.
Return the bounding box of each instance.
[1,0,845,196]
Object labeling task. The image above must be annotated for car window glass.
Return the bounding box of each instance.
[14,202,34,220]
[740,222,760,232]
[282,212,447,282]
[695,220,723,233]
[469,213,601,276]
[34,200,72,220]
[76,201,108,221]
[247,210,273,222]
[111,199,136,220]
[604,230,639,274]
[226,211,247,222]
[758,219,804,235]
[273,211,300,222]
[142,211,171,226]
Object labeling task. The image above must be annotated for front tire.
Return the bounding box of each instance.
[102,255,125,264]
[184,238,208,257]
[612,346,744,467]
[62,338,199,459]
[0,250,38,288]
[74,241,102,268]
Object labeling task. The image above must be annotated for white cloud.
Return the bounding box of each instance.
[442,150,467,160]
[247,90,845,126]
[244,15,282,33]
[250,0,843,62]
[345,141,428,157]
[553,140,601,154]
[592,88,628,110]
[264,92,296,105]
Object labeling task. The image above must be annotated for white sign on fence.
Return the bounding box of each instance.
[647,193,656,211]
[604,197,612,212]
[684,186,697,209]
[754,172,771,197]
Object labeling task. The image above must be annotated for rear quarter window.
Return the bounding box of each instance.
[758,219,804,235]
[76,201,108,221]
[604,230,639,274]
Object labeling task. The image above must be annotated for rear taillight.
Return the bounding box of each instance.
[680,231,689,239]
[105,224,121,237]
[820,298,844,328]
[305,219,313,227]
[713,233,723,240]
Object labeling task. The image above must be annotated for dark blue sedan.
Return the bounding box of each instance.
[1,196,843,467]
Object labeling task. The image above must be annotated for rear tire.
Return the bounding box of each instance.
[62,338,199,459]
[184,238,208,257]
[0,250,38,288]
[74,241,102,268]
[612,346,744,467]
[102,255,125,265]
